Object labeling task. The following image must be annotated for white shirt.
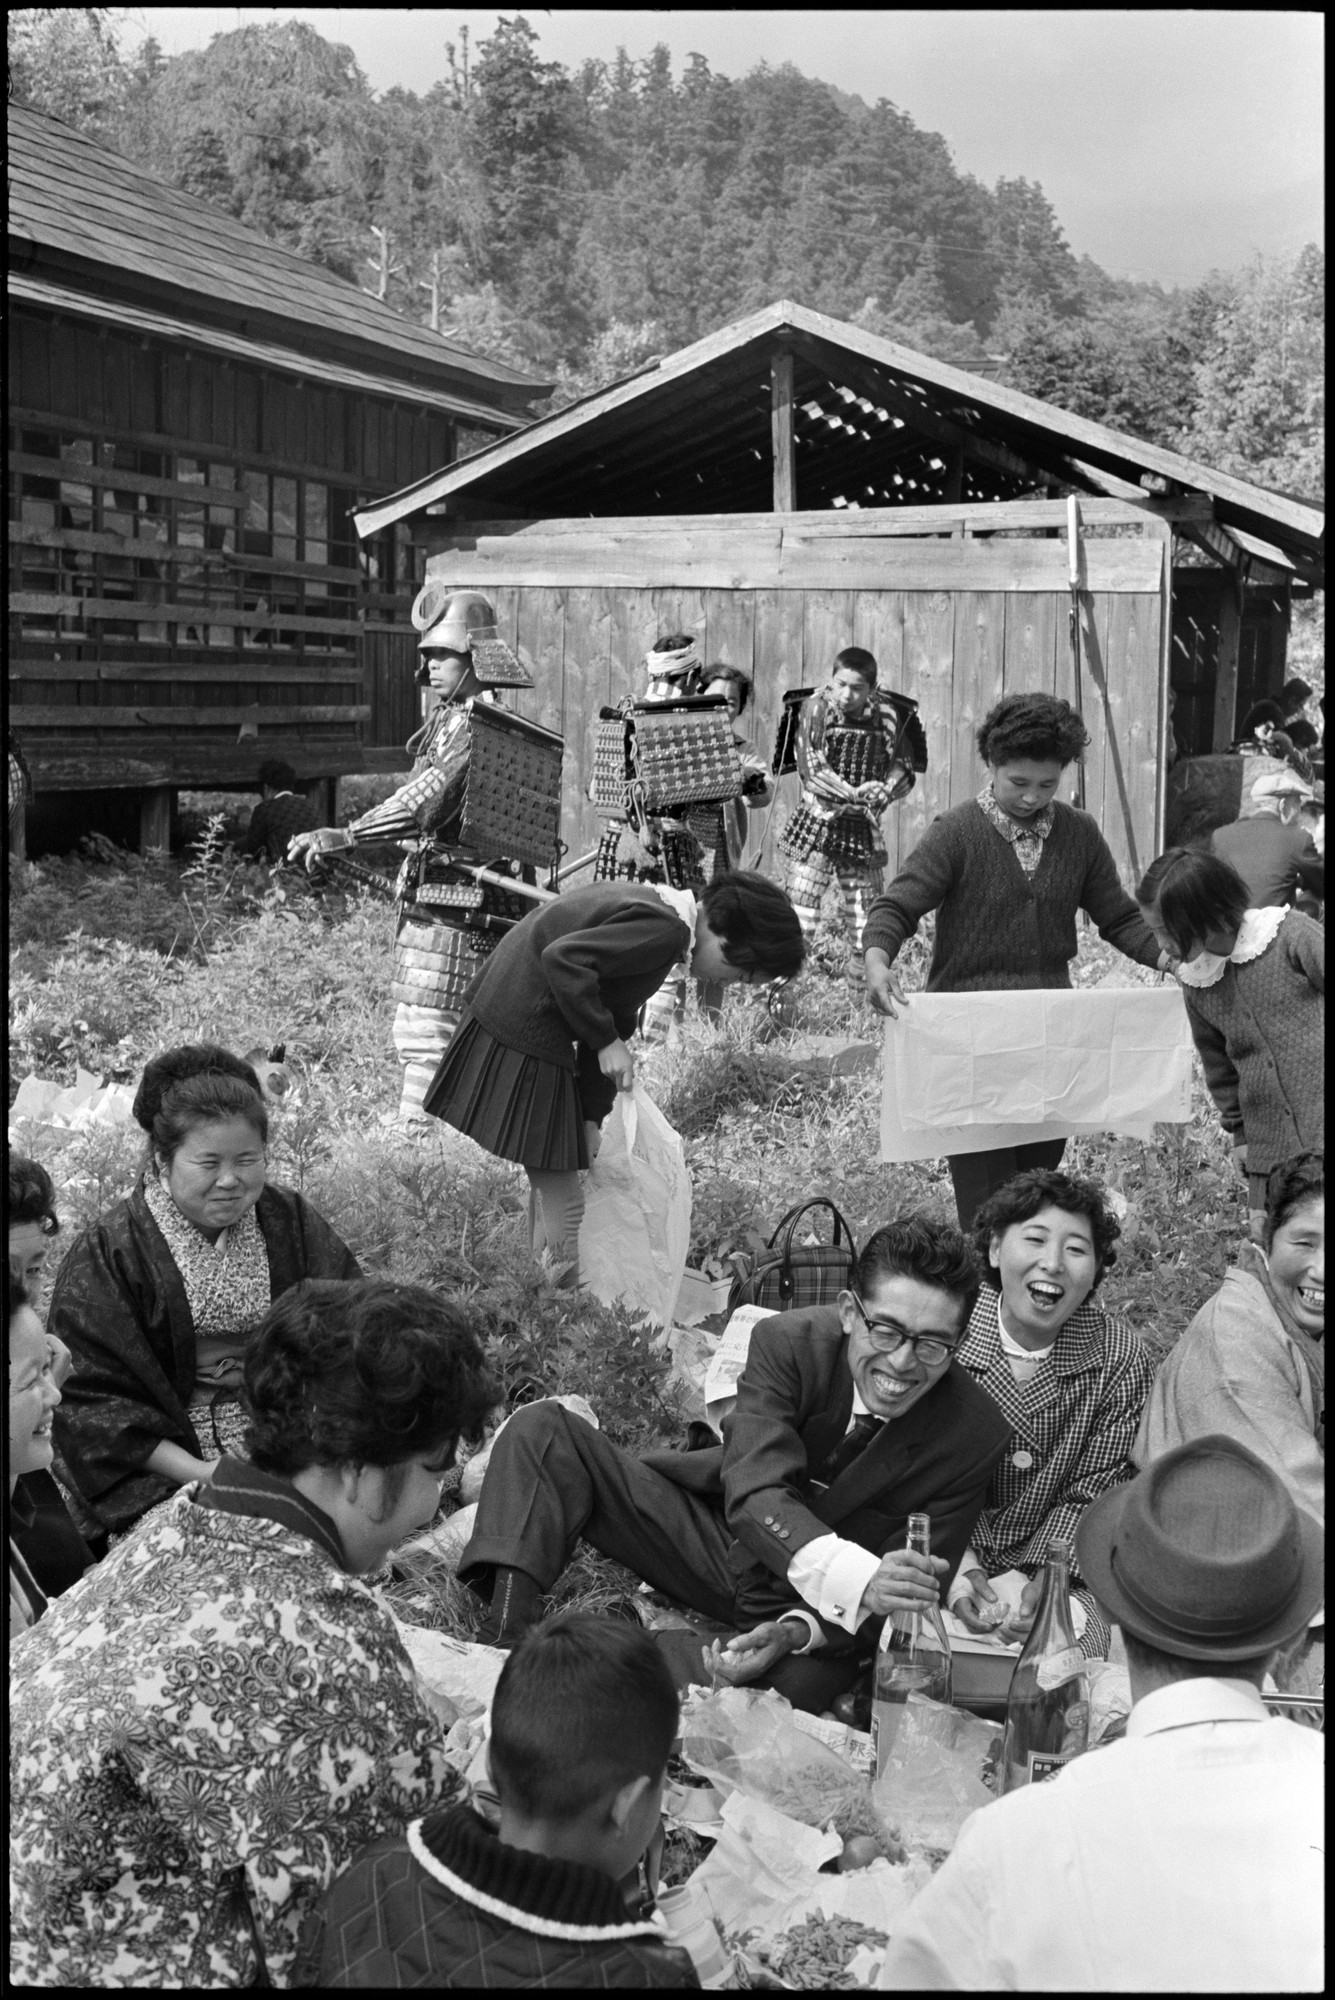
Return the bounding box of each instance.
[782,1389,886,1651]
[877,1677,1324,1992]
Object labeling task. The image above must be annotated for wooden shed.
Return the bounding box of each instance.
[353,301,1323,887]
[7,101,548,851]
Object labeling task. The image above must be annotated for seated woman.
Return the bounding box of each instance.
[1136,1153,1323,1525]
[948,1168,1155,1657]
[423,871,805,1283]
[9,1269,64,1636]
[11,1275,497,1989]
[8,1150,101,1583]
[48,1044,360,1536]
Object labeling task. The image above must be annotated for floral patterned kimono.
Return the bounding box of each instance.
[9,1462,458,1988]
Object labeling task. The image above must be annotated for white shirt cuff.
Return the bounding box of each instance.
[777,1610,825,1655]
[947,1548,981,1610]
[787,1533,882,1637]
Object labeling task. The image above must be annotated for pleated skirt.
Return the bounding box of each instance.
[422,1017,587,1173]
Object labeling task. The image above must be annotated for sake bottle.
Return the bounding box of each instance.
[999,1541,1090,1793]
[871,1512,953,1778]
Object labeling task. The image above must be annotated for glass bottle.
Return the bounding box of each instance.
[999,1541,1090,1794]
[872,1512,953,1778]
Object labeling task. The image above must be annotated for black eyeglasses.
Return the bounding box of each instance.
[849,1290,959,1369]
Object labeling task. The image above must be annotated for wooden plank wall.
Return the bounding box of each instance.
[450,572,1164,885]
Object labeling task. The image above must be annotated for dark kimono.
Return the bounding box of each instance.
[49,1181,361,1533]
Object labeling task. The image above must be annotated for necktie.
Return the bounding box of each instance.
[820,1412,882,1485]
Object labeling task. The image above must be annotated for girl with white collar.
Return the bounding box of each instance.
[1137,846,1324,1233]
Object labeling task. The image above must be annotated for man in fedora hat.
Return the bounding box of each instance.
[1211,766,1321,915]
[289,588,556,1119]
[878,1433,1324,1992]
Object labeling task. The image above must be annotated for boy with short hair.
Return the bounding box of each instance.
[780,647,921,997]
[293,1614,697,1989]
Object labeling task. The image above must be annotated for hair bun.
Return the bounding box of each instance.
[132,1043,263,1132]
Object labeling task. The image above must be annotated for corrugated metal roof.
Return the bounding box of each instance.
[7,100,549,408]
[8,274,526,430]
[352,300,1323,583]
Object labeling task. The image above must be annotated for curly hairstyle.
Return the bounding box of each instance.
[1134,847,1249,959]
[489,1613,679,1821]
[976,693,1089,769]
[701,663,752,714]
[973,1168,1121,1291]
[242,1278,498,1507]
[1263,1153,1324,1251]
[133,1044,268,1165]
[7,1152,58,1234]
[852,1215,982,1324]
[700,871,805,981]
[1239,698,1286,738]
[257,758,298,792]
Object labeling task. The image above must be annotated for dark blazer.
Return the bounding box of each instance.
[49,1181,360,1533]
[461,881,691,1124]
[641,1305,1012,1651]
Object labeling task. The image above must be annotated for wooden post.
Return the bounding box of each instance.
[303,777,338,826]
[139,784,174,855]
[771,349,797,513]
[1213,568,1244,750]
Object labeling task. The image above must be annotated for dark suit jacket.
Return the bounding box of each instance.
[641,1305,1012,1651]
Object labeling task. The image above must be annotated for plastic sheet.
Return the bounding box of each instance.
[679,1686,895,1853]
[578,1083,691,1327]
[872,1694,1001,1853]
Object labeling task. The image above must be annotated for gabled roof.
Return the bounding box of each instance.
[352,299,1322,583]
[7,100,549,415]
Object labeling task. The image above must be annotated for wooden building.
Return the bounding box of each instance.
[7,101,548,851]
[353,301,1323,885]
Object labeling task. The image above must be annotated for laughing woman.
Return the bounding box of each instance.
[48,1045,359,1536]
[946,1168,1155,1658]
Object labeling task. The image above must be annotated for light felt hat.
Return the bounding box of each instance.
[1075,1433,1323,1660]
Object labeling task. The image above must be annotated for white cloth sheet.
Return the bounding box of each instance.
[881,986,1193,1163]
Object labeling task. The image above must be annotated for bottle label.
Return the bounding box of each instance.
[1035,1646,1083,1691]
[1027,1750,1075,1784]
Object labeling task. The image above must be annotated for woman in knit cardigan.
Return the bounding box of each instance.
[863,693,1174,1226]
[424,873,805,1281]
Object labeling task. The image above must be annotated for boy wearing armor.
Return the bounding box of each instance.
[780,646,924,997]
[290,589,544,1120]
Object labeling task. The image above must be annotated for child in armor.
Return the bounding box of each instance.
[780,647,919,997]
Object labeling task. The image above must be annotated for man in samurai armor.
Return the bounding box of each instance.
[289,588,544,1119]
[779,645,926,999]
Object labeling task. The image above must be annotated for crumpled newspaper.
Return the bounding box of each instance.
[690,1791,928,1944]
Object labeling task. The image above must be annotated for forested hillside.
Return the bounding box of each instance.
[9,7,1323,514]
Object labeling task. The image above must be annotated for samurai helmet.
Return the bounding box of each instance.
[410,583,532,688]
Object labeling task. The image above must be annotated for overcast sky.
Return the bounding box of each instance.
[122,7,1323,286]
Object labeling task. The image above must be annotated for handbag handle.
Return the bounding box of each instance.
[768,1198,858,1265]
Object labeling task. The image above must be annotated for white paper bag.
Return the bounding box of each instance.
[578,1083,691,1328]
[881,986,1193,1163]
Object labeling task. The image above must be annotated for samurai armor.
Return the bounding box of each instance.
[455,702,563,868]
[772,686,928,778]
[780,799,882,864]
[823,720,892,788]
[594,699,743,816]
[390,917,497,1011]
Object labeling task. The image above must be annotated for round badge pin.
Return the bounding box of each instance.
[1011,1448,1035,1470]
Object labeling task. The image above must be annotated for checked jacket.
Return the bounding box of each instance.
[955,1291,1156,1657]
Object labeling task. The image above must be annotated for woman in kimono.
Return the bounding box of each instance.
[11,1274,496,1988]
[48,1044,359,1536]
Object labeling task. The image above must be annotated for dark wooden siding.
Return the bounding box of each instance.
[8,306,461,789]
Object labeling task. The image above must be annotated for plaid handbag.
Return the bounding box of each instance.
[725,1198,859,1315]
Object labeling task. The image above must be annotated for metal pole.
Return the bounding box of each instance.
[1067,495,1087,811]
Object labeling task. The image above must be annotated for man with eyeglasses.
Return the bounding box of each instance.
[460,1216,1012,1713]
